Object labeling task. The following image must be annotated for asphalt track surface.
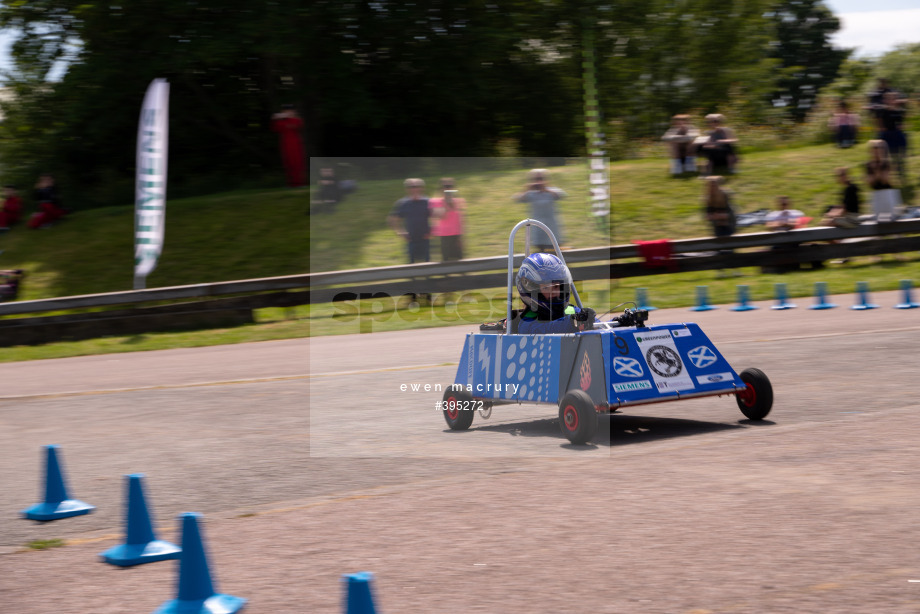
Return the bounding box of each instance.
[2,290,920,613]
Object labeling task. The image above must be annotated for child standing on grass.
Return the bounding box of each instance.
[428,178,465,261]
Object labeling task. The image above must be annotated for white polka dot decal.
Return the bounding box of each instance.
[500,335,555,401]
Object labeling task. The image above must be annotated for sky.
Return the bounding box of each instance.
[0,1,918,77]
[825,0,920,57]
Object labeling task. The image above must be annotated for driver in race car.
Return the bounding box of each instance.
[516,253,597,334]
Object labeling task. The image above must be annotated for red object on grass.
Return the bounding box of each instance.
[635,239,676,271]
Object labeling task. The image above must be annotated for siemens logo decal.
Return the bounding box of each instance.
[613,380,652,393]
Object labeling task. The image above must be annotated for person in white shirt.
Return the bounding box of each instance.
[765,196,805,232]
[661,114,700,175]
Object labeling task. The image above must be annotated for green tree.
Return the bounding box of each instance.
[304,1,585,157]
[0,0,849,196]
[0,1,309,208]
[825,57,875,100]
[873,42,920,132]
[766,0,849,122]
[875,42,920,97]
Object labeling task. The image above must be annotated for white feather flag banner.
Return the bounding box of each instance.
[134,78,169,289]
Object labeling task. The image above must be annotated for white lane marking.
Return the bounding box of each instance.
[0,374,313,400]
[309,363,455,378]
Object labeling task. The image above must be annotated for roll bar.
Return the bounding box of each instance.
[506,219,583,331]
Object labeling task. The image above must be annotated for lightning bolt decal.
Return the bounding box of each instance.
[478,339,491,374]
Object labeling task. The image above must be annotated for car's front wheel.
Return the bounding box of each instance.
[558,389,598,444]
[736,368,773,420]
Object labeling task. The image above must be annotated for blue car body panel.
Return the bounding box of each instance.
[454,323,742,408]
[603,323,742,406]
[455,334,563,403]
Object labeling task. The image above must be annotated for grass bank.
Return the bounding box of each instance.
[1,137,919,361]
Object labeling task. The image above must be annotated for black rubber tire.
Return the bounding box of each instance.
[558,389,598,444]
[443,387,476,431]
[735,368,773,420]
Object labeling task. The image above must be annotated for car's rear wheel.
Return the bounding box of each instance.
[558,389,598,444]
[736,368,773,420]
[443,387,475,430]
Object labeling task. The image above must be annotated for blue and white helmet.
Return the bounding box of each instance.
[516,252,573,313]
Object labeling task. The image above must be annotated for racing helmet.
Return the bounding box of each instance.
[516,252,573,314]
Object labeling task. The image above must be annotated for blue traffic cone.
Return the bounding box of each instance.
[808,281,837,310]
[894,279,920,309]
[635,287,657,311]
[343,572,379,614]
[100,474,180,567]
[153,513,246,614]
[771,282,797,310]
[851,281,879,310]
[729,285,758,311]
[689,285,717,311]
[21,445,95,521]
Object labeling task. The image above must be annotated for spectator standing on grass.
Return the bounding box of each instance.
[866,78,892,119]
[513,169,567,251]
[876,90,909,184]
[428,178,465,261]
[703,176,736,238]
[0,185,23,230]
[822,167,861,229]
[661,114,699,176]
[388,178,432,264]
[702,175,737,277]
[828,101,859,149]
[270,104,306,188]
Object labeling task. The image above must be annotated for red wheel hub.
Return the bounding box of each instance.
[446,397,459,420]
[563,405,579,431]
[737,383,756,408]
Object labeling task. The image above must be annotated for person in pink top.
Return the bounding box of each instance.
[428,177,466,261]
[828,101,859,149]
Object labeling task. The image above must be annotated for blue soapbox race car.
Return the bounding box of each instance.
[441,219,773,445]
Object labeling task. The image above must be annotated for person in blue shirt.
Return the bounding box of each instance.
[516,253,596,334]
[387,178,431,263]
